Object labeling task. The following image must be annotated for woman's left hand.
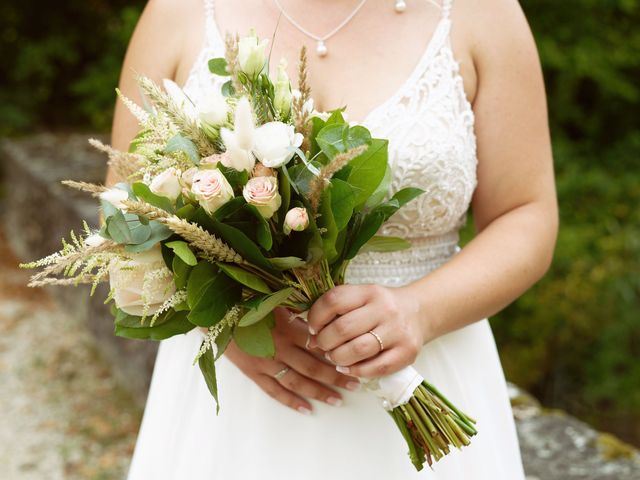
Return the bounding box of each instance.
[306,284,426,379]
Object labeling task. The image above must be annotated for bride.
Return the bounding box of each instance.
[112,0,557,478]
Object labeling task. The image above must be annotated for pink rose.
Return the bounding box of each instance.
[191,169,235,215]
[283,207,309,235]
[242,176,281,219]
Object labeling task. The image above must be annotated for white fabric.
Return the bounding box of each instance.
[362,365,425,410]
[127,0,526,478]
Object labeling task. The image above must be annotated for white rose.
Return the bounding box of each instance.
[149,167,182,201]
[198,90,229,126]
[238,29,268,77]
[100,188,129,211]
[283,207,309,235]
[191,169,235,215]
[109,246,176,316]
[273,58,292,118]
[163,79,197,121]
[243,176,281,219]
[252,122,304,168]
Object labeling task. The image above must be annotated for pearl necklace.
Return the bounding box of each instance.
[274,0,406,57]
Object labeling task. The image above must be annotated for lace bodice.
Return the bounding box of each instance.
[183,0,478,287]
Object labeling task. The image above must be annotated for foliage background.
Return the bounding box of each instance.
[0,0,638,445]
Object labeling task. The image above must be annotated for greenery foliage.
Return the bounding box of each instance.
[1,0,638,442]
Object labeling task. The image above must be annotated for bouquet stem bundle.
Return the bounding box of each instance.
[390,381,477,470]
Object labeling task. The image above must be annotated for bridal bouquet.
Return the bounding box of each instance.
[23,30,476,470]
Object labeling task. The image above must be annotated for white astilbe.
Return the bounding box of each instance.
[193,306,242,365]
[21,222,124,290]
[141,267,174,319]
[150,289,187,326]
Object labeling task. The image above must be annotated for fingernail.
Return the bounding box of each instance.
[327,396,343,407]
[336,365,350,374]
[308,326,316,335]
[346,381,361,391]
[297,406,312,415]
[308,337,318,349]
[324,352,333,363]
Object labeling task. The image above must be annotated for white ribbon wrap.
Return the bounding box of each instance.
[362,366,424,411]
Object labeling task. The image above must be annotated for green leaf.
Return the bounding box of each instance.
[277,168,291,219]
[344,212,385,260]
[211,220,273,270]
[208,57,229,76]
[360,236,412,253]
[198,348,220,414]
[269,256,306,270]
[390,187,425,208]
[187,272,242,327]
[221,80,235,97]
[124,221,173,253]
[316,123,372,159]
[213,323,233,360]
[186,261,218,308]
[211,196,246,220]
[238,287,295,326]
[234,312,275,357]
[114,308,176,328]
[176,203,197,220]
[329,179,355,231]
[219,164,249,189]
[114,311,194,340]
[364,162,392,209]
[318,187,338,261]
[165,134,200,165]
[126,215,153,244]
[345,139,389,210]
[165,240,198,266]
[243,204,272,250]
[132,182,175,213]
[172,255,192,289]
[106,210,132,244]
[217,263,271,294]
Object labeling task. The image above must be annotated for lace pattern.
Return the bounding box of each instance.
[183,0,478,286]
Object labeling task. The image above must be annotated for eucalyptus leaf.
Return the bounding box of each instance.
[238,288,295,327]
[221,80,235,97]
[165,134,200,165]
[208,57,229,76]
[269,256,306,270]
[106,210,132,244]
[124,222,173,253]
[234,312,276,357]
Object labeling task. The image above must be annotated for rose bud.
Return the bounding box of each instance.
[283,207,309,235]
[150,167,182,201]
[191,169,235,215]
[242,176,281,219]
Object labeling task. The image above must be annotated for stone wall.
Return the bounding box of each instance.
[0,133,157,404]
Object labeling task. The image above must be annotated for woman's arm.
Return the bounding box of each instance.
[307,0,558,378]
[109,0,189,183]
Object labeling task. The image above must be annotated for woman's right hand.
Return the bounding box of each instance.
[224,307,361,415]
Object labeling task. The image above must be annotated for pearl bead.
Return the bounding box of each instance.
[394,0,407,13]
[316,41,328,57]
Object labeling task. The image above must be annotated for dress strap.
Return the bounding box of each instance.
[441,0,453,19]
[203,0,219,45]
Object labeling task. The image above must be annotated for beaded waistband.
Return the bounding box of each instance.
[344,231,460,287]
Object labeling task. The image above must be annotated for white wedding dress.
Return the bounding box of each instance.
[127,1,526,478]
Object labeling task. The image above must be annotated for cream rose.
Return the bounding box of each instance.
[99,187,129,211]
[242,176,281,219]
[191,169,235,215]
[237,29,268,77]
[109,246,176,316]
[150,167,182,201]
[252,121,303,168]
[283,207,309,235]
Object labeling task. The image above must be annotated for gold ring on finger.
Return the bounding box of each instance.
[273,366,290,380]
[368,330,384,353]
